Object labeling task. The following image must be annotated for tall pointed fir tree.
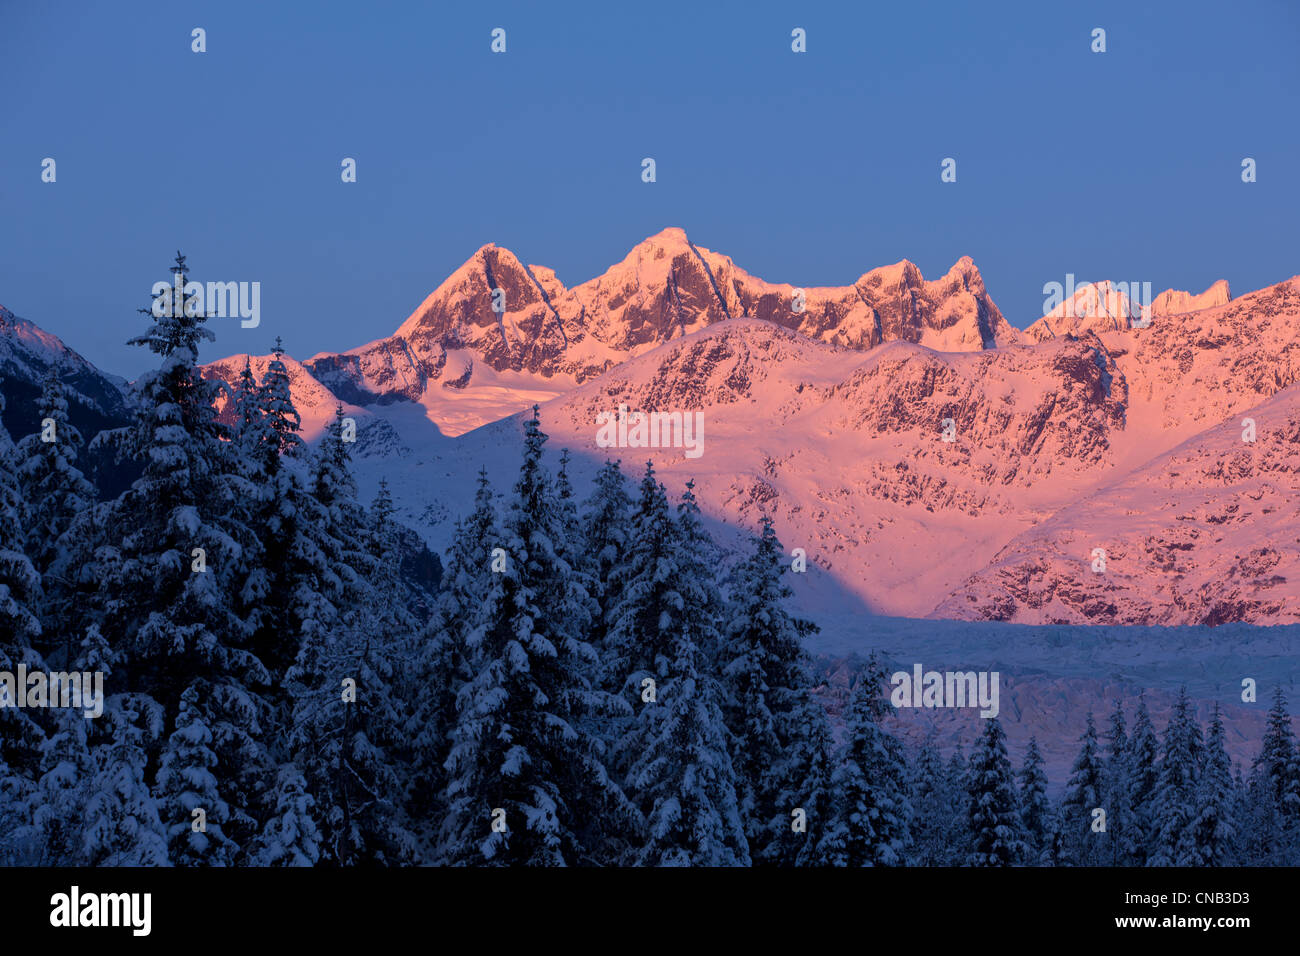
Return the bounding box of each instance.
[96,252,273,863]
[237,340,311,686]
[0,381,45,781]
[1149,688,1204,866]
[407,470,497,854]
[441,407,626,865]
[602,461,676,708]
[154,682,238,865]
[288,406,415,865]
[966,717,1025,866]
[945,742,974,862]
[1248,687,1299,863]
[16,364,97,659]
[1126,693,1161,864]
[908,737,956,866]
[1019,736,1054,865]
[623,485,748,865]
[816,657,912,866]
[1187,703,1237,866]
[1061,712,1108,865]
[581,458,632,657]
[719,514,822,864]
[82,693,169,866]
[1103,700,1135,865]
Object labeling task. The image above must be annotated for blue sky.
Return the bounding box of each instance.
[2,0,1298,377]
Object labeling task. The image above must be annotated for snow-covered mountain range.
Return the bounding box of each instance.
[4,231,1298,632]
[187,229,1299,631]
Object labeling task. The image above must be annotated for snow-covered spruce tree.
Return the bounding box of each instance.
[1254,687,1300,818]
[19,705,93,865]
[966,717,1025,866]
[1102,701,1135,865]
[406,470,497,850]
[816,657,912,866]
[719,514,822,864]
[581,458,632,656]
[0,380,45,779]
[1126,693,1161,864]
[624,501,749,867]
[602,461,675,707]
[82,693,169,866]
[248,762,322,866]
[92,254,273,862]
[440,407,626,865]
[1247,687,1300,863]
[789,708,836,867]
[603,465,695,765]
[943,742,973,863]
[154,682,237,865]
[20,622,118,864]
[1186,703,1237,866]
[288,406,416,866]
[1018,736,1054,865]
[621,479,748,865]
[907,737,953,866]
[1060,713,1108,866]
[236,341,313,688]
[1148,687,1204,866]
[0,753,34,865]
[16,364,97,657]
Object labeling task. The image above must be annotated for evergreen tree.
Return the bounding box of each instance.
[790,709,836,867]
[154,683,237,865]
[248,764,322,866]
[0,381,45,777]
[1149,688,1204,866]
[1103,700,1136,865]
[622,480,748,865]
[93,253,272,860]
[1126,694,1161,865]
[289,407,415,865]
[582,459,632,656]
[944,742,973,863]
[719,514,821,863]
[816,658,912,866]
[1254,687,1299,817]
[82,695,169,866]
[407,471,498,849]
[1061,713,1108,865]
[440,407,624,865]
[1018,736,1053,864]
[966,717,1025,866]
[15,365,97,656]
[1188,703,1237,866]
[20,707,93,865]
[624,583,748,866]
[907,737,956,866]
[602,461,677,709]
[1248,687,1299,863]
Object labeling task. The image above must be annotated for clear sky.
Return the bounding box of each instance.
[3,0,1298,378]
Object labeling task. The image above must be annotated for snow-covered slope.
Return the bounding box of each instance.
[932,383,1300,625]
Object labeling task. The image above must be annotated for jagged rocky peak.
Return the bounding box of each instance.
[1150,279,1231,317]
[294,230,1019,406]
[1025,278,1234,342]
